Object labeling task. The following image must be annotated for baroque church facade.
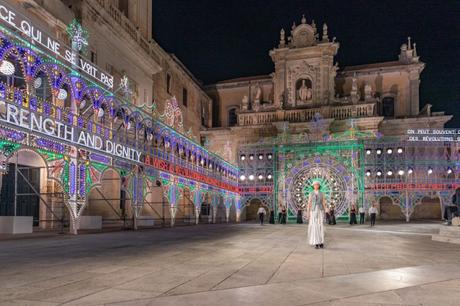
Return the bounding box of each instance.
[205,15,449,145]
[203,15,455,222]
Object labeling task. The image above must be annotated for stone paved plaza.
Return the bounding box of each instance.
[1,222,460,305]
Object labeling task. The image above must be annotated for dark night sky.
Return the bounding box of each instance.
[153,0,460,127]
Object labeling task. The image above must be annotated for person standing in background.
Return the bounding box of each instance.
[329,203,336,225]
[269,209,275,224]
[349,204,357,225]
[359,206,365,224]
[297,209,303,224]
[257,205,266,225]
[281,207,287,224]
[369,204,378,227]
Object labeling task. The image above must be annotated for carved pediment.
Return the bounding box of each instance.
[289,61,316,76]
[291,25,315,48]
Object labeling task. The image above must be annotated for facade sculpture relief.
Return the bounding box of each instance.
[297,79,313,102]
[241,95,249,111]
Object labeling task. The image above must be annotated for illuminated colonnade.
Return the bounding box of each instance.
[237,131,459,223]
[0,26,240,233]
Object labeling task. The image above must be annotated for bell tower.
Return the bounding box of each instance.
[270,15,339,109]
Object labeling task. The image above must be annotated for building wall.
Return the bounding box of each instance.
[206,77,272,128]
[8,0,210,140]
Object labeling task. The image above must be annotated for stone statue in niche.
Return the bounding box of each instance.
[351,74,359,103]
[254,84,262,103]
[253,84,262,110]
[241,95,249,111]
[296,79,312,102]
[351,75,358,94]
[364,82,372,100]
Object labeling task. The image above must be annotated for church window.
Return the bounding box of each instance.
[228,107,238,127]
[166,74,171,94]
[382,97,395,117]
[182,87,188,107]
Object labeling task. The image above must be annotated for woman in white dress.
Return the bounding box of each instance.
[307,181,327,249]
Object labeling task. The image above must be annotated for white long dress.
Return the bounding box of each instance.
[307,193,325,245]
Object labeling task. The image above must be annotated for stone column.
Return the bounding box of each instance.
[195,206,200,225]
[69,215,79,235]
[68,154,79,234]
[409,71,421,116]
[405,192,411,223]
[236,208,241,223]
[212,206,217,224]
[170,206,177,227]
[225,207,230,223]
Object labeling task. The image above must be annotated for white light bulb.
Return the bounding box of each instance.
[240,175,246,181]
[0,60,15,75]
[80,99,86,109]
[33,77,42,89]
[57,89,67,100]
[249,175,254,181]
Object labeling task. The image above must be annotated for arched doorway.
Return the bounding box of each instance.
[214,196,226,223]
[175,187,195,225]
[200,192,212,223]
[286,156,361,220]
[140,181,165,227]
[412,197,442,219]
[242,198,266,222]
[0,149,67,232]
[85,169,132,230]
[379,196,403,220]
[228,202,237,223]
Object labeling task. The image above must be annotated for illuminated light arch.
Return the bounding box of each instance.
[285,155,358,217]
[84,166,133,204]
[366,192,405,219]
[0,31,240,231]
[240,195,273,210]
[3,146,75,223]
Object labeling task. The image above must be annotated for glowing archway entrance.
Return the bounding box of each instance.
[276,141,365,222]
[288,159,354,217]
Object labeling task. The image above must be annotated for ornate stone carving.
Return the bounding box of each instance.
[254,83,262,101]
[364,82,372,100]
[241,95,249,111]
[290,15,316,48]
[297,79,312,102]
[287,61,317,106]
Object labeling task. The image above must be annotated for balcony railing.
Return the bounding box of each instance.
[237,103,376,126]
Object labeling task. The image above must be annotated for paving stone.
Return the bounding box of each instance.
[0,222,459,305]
